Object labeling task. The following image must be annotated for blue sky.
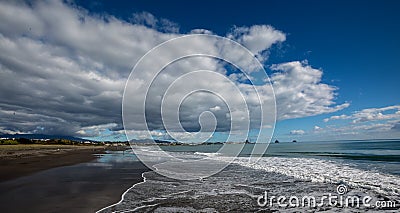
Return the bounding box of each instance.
[0,0,399,141]
[77,0,399,107]
[75,0,400,141]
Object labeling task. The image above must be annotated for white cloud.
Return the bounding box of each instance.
[324,105,400,123]
[76,123,118,137]
[131,12,158,28]
[290,129,305,135]
[323,114,348,122]
[0,0,347,140]
[292,106,400,140]
[190,29,214,35]
[270,61,349,120]
[326,121,400,136]
[0,0,177,136]
[131,11,179,33]
[314,126,322,131]
[227,25,286,61]
[210,106,221,112]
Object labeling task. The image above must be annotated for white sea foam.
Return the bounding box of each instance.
[213,156,400,197]
[98,147,400,212]
[130,146,400,196]
[194,152,221,157]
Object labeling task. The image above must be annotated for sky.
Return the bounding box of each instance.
[0,0,399,142]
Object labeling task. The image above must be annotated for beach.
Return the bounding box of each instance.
[0,145,107,181]
[0,0,398,212]
[1,141,400,212]
[0,145,149,213]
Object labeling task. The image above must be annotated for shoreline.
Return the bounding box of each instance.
[96,171,149,212]
[0,145,150,213]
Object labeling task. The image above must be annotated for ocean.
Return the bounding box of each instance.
[98,140,400,212]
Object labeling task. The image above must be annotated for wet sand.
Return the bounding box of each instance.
[0,146,150,212]
[0,145,106,181]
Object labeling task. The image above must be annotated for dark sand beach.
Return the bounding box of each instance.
[0,145,106,181]
[0,145,149,213]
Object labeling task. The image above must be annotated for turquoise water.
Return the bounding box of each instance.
[160,139,400,175]
[160,139,400,159]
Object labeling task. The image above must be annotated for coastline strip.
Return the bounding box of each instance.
[96,171,149,212]
[0,145,106,182]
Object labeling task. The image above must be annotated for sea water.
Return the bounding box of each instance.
[99,140,400,212]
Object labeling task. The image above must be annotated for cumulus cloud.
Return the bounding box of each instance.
[0,0,176,136]
[227,25,286,61]
[0,0,347,140]
[270,61,349,120]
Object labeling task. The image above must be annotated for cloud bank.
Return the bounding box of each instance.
[321,105,400,137]
[0,0,347,140]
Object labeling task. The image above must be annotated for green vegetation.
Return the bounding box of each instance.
[0,138,102,146]
[0,139,19,145]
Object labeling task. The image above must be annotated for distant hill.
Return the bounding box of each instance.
[129,139,172,144]
[0,134,92,142]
